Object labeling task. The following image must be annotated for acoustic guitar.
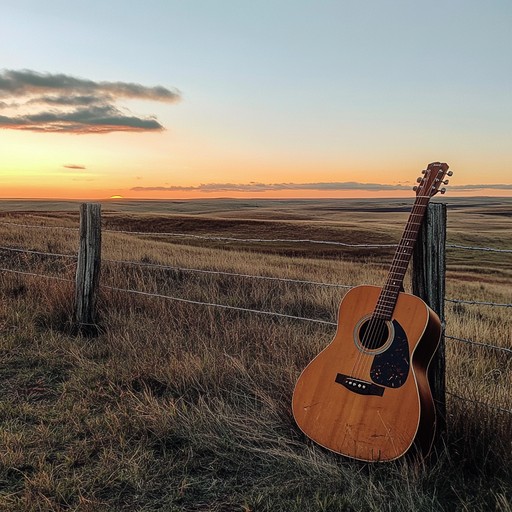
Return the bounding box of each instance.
[292,162,452,462]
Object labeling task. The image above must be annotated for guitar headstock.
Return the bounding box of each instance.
[413,162,452,198]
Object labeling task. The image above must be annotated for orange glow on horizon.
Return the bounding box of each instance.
[1,184,511,201]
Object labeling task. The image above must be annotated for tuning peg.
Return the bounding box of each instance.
[443,180,449,185]
[417,177,422,183]
[413,186,418,191]
[421,170,426,174]
[440,188,446,194]
[447,171,453,176]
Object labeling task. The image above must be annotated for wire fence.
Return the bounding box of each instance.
[1,219,512,252]
[1,214,511,416]
[0,242,509,307]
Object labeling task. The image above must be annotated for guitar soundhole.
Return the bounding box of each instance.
[357,317,391,351]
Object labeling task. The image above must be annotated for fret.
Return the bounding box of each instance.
[374,302,395,308]
[376,297,398,303]
[373,311,394,319]
[375,299,400,309]
[377,296,400,304]
[371,192,432,318]
[374,310,395,317]
[373,313,392,320]
[388,267,408,273]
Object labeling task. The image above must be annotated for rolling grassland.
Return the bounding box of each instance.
[0,198,511,511]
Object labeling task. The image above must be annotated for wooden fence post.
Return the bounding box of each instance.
[74,203,102,335]
[412,202,447,442]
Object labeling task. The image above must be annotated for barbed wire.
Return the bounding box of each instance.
[2,240,511,312]
[0,265,338,324]
[101,228,511,253]
[0,221,78,231]
[1,245,510,307]
[103,257,353,289]
[103,284,337,326]
[446,391,512,415]
[445,298,512,308]
[0,245,352,289]
[2,220,511,253]
[0,267,74,282]
[2,267,511,418]
[445,335,512,355]
[0,245,77,260]
[446,244,512,254]
[102,228,398,248]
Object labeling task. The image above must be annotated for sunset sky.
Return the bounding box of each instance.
[1,1,511,199]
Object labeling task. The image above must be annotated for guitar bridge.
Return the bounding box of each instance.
[335,373,385,397]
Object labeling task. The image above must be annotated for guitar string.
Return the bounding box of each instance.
[366,195,431,361]
[349,197,426,380]
[354,193,430,382]
[361,164,446,378]
[350,178,436,382]
[354,197,428,380]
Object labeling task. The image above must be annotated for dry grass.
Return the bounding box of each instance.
[0,198,511,511]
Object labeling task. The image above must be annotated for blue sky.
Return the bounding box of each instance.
[1,1,511,198]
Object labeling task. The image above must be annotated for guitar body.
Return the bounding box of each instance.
[292,285,441,462]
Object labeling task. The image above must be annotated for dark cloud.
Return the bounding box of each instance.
[131,182,413,193]
[63,164,86,170]
[0,69,180,101]
[0,105,164,133]
[0,69,180,134]
[28,95,105,106]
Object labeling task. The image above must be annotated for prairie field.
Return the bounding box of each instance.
[0,197,511,511]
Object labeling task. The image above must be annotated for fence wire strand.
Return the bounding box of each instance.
[446,335,512,355]
[103,228,398,248]
[104,257,353,289]
[1,244,510,309]
[2,220,511,253]
[446,391,512,415]
[103,284,337,326]
[0,221,78,231]
[0,267,74,282]
[0,245,77,260]
[446,243,512,254]
[446,298,512,308]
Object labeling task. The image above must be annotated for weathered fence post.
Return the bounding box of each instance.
[74,203,102,335]
[412,202,447,442]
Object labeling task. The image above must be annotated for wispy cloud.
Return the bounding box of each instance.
[63,164,86,170]
[0,69,180,134]
[131,181,413,193]
[451,184,512,190]
[131,181,512,193]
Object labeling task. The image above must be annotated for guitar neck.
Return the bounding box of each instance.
[374,195,431,319]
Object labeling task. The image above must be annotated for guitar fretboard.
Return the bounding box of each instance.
[373,195,431,319]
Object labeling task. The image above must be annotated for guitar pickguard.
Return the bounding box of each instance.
[370,320,409,388]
